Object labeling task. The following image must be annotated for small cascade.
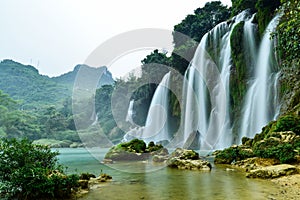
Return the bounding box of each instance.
[126,100,135,125]
[240,16,280,139]
[243,13,258,71]
[182,11,250,150]
[142,72,171,144]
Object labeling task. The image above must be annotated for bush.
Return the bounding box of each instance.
[254,143,296,164]
[274,115,300,135]
[214,146,239,164]
[119,139,146,153]
[0,138,79,199]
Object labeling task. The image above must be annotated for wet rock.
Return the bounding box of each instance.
[166,148,211,171]
[170,148,199,160]
[152,155,169,162]
[78,180,89,189]
[246,164,299,179]
[167,157,211,171]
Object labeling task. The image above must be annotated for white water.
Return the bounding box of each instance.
[182,11,250,150]
[122,72,171,144]
[243,13,258,71]
[142,72,171,143]
[240,16,280,139]
[126,100,135,125]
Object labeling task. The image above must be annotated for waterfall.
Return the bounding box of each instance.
[243,13,258,71]
[126,100,135,125]
[240,15,280,139]
[182,11,250,150]
[142,72,171,144]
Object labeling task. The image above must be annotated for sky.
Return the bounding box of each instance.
[0,0,232,78]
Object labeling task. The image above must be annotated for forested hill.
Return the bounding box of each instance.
[0,59,114,109]
[52,64,114,87]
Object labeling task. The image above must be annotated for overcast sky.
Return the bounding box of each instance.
[0,0,232,78]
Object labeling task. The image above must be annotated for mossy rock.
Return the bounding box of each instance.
[214,146,238,164]
[118,139,146,153]
[214,145,255,164]
[104,139,167,161]
[170,148,199,160]
[79,173,96,181]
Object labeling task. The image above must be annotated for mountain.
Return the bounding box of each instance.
[0,59,114,109]
[52,64,114,87]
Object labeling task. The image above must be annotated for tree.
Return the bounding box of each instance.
[0,138,79,199]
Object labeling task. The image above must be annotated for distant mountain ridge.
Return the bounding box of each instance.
[0,59,114,109]
[52,64,114,87]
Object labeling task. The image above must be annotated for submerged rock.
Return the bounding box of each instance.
[166,148,211,171]
[246,164,299,179]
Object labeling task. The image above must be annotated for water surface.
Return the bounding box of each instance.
[57,148,279,200]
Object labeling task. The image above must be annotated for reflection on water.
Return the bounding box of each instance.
[57,148,279,200]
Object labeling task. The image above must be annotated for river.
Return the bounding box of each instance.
[56,148,279,200]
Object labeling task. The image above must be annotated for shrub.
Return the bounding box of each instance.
[254,143,296,163]
[274,115,300,135]
[0,138,79,199]
[214,146,239,164]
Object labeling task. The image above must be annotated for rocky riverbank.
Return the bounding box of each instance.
[213,113,300,199]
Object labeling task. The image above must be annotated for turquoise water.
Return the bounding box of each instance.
[57,148,279,200]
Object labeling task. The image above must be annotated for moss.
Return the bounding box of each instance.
[230,21,249,120]
[231,0,258,16]
[119,139,146,153]
[273,114,300,135]
[254,143,296,164]
[214,146,238,164]
[255,0,280,36]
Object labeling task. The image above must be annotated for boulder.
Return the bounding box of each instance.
[167,157,211,171]
[152,155,169,162]
[234,157,280,171]
[246,164,299,179]
[104,139,149,161]
[170,148,199,160]
[78,180,89,189]
[166,148,211,171]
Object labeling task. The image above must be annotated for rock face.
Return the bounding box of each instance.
[166,148,212,171]
[182,131,200,150]
[246,164,299,179]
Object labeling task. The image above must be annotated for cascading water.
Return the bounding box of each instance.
[182,11,250,150]
[243,13,258,70]
[122,72,171,144]
[126,100,135,125]
[142,72,171,144]
[240,15,280,140]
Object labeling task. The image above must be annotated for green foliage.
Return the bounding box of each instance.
[254,143,296,163]
[273,114,300,135]
[229,21,251,119]
[214,145,255,164]
[0,138,79,199]
[215,147,238,164]
[231,0,258,16]
[277,0,300,62]
[172,1,230,73]
[174,1,230,46]
[79,172,96,180]
[0,60,70,109]
[119,139,147,153]
[255,0,281,35]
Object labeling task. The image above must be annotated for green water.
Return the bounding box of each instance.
[57,148,279,200]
